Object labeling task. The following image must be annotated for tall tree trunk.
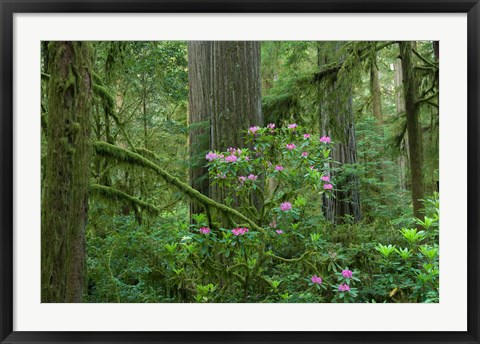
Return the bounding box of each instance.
[187,41,213,216]
[394,59,408,191]
[41,42,93,302]
[317,42,361,224]
[399,41,425,219]
[210,41,263,209]
[188,41,263,216]
[370,54,383,124]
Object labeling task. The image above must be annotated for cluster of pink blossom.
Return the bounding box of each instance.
[232,227,249,236]
[216,173,227,179]
[311,275,322,284]
[342,269,353,279]
[276,230,283,235]
[267,123,276,131]
[303,133,311,139]
[227,147,242,155]
[302,151,309,157]
[275,165,284,171]
[286,143,296,150]
[206,151,222,161]
[280,202,292,211]
[321,175,330,182]
[238,176,246,184]
[225,155,238,163]
[288,123,298,130]
[338,284,350,292]
[248,174,258,181]
[319,136,331,144]
[248,126,260,135]
[199,227,211,234]
[323,184,333,190]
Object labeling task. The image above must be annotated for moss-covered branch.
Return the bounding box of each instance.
[313,41,394,83]
[93,141,264,233]
[416,91,439,105]
[265,251,311,263]
[90,183,159,215]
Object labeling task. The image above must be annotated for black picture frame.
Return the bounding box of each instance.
[1,1,479,343]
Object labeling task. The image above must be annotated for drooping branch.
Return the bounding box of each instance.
[93,141,265,233]
[90,183,159,215]
[412,48,439,69]
[313,41,395,83]
[416,91,439,105]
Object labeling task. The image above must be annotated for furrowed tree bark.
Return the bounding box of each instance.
[399,41,425,219]
[210,41,263,208]
[41,42,93,302]
[188,41,263,216]
[188,41,213,217]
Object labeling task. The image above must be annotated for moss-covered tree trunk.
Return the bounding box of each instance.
[317,42,361,224]
[187,41,213,216]
[399,41,425,219]
[41,42,93,303]
[188,41,263,215]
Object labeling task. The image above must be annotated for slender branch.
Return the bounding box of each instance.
[416,91,439,105]
[265,251,311,263]
[412,48,438,69]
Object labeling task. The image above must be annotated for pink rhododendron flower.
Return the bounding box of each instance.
[302,151,309,157]
[319,136,331,144]
[206,152,219,161]
[323,183,333,190]
[342,269,353,279]
[275,165,284,171]
[311,275,322,284]
[280,202,292,211]
[248,126,260,135]
[225,155,238,163]
[288,123,298,129]
[276,230,283,235]
[238,176,246,184]
[321,175,330,182]
[216,173,227,179]
[338,284,350,292]
[286,143,296,150]
[232,227,249,236]
[304,133,311,139]
[199,227,211,234]
[267,123,276,131]
[248,174,258,181]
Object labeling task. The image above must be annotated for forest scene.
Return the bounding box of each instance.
[41,41,439,303]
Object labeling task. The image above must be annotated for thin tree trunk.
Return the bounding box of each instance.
[41,42,93,302]
[399,41,425,219]
[394,59,408,191]
[370,54,383,124]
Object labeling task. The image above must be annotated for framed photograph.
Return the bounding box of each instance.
[1,1,479,343]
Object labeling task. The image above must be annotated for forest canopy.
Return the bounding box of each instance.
[41,41,439,303]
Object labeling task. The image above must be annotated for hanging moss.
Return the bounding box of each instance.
[90,184,159,215]
[93,141,264,234]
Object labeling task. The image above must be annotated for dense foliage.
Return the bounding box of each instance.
[41,41,439,303]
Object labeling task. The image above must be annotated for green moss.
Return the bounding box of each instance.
[93,141,264,234]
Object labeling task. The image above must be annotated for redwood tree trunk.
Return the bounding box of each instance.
[399,41,425,219]
[188,41,263,214]
[41,42,93,302]
[187,41,213,216]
